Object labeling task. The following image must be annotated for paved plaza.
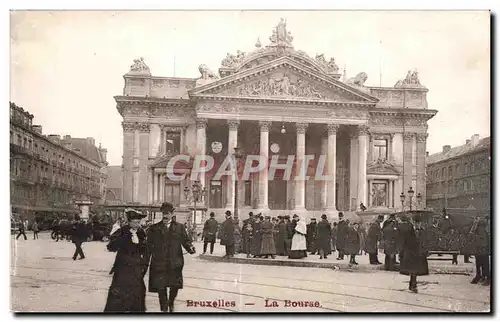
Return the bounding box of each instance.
[10,233,490,313]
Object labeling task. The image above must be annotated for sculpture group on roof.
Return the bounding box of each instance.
[394,70,423,88]
[198,64,219,80]
[269,17,294,47]
[347,72,368,87]
[129,57,150,74]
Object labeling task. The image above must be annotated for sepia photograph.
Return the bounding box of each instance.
[9,10,491,313]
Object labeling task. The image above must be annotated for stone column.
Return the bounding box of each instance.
[349,131,359,210]
[368,180,373,207]
[196,118,207,190]
[326,123,339,212]
[139,123,150,204]
[159,125,165,154]
[388,134,395,162]
[294,122,308,211]
[388,179,393,208]
[357,125,369,209]
[368,133,374,162]
[153,172,159,203]
[180,126,186,154]
[416,133,428,208]
[403,133,415,194]
[148,169,153,204]
[320,138,327,209]
[226,120,239,211]
[258,121,270,211]
[122,122,136,203]
[159,174,165,202]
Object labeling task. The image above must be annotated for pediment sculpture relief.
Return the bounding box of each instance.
[367,158,400,175]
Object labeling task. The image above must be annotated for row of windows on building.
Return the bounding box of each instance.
[10,129,100,179]
[427,175,490,197]
[11,183,75,206]
[427,156,489,183]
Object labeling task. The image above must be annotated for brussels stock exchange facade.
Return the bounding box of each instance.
[115,21,437,223]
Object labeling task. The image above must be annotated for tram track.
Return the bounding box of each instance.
[12,264,485,312]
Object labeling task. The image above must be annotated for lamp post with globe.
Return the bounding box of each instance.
[233,146,244,219]
[399,187,423,211]
[183,180,206,241]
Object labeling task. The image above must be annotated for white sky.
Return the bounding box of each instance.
[10,11,490,165]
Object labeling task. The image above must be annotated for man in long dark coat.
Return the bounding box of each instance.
[397,214,413,264]
[316,214,331,259]
[220,211,235,257]
[145,202,196,313]
[284,215,293,255]
[399,214,429,293]
[382,214,399,271]
[241,212,254,257]
[71,215,88,261]
[202,212,218,255]
[336,212,348,260]
[470,217,490,286]
[260,216,276,258]
[276,216,287,256]
[346,222,361,265]
[331,222,338,256]
[250,215,263,257]
[365,215,383,264]
[306,218,318,255]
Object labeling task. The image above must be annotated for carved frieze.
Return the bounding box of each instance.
[121,104,192,118]
[370,117,428,127]
[159,124,183,133]
[367,158,400,175]
[328,109,367,119]
[152,79,166,88]
[196,104,238,114]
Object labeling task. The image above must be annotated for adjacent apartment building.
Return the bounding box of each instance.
[10,102,108,221]
[426,134,491,212]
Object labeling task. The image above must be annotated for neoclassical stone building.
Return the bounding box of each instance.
[115,20,436,223]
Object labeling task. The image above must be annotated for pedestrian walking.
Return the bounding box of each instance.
[260,216,276,258]
[104,209,148,312]
[71,215,88,260]
[16,220,27,240]
[469,217,490,286]
[306,218,318,255]
[336,212,348,260]
[289,215,307,259]
[382,214,399,271]
[447,227,460,265]
[397,214,412,264]
[250,215,263,258]
[346,222,361,265]
[399,214,429,293]
[202,212,218,255]
[316,214,332,259]
[220,211,235,257]
[365,215,383,264]
[32,221,39,240]
[145,202,196,313]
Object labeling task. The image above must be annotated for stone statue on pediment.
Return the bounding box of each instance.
[221,53,237,67]
[269,18,294,47]
[129,57,150,74]
[394,69,424,88]
[347,72,368,87]
[327,57,339,73]
[198,64,219,80]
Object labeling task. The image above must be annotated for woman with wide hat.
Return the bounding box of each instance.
[104,208,148,312]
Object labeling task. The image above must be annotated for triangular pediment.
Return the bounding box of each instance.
[150,152,192,171]
[189,56,378,103]
[367,158,400,175]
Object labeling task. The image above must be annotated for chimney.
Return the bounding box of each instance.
[86,137,96,147]
[48,134,61,144]
[442,145,451,153]
[32,125,42,135]
[471,134,480,147]
[99,146,108,163]
[426,151,429,157]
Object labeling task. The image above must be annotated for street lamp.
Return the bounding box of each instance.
[400,192,405,210]
[408,187,415,211]
[233,146,244,220]
[183,180,206,241]
[416,192,423,209]
[400,187,421,211]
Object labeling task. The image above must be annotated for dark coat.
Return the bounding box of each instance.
[276,221,287,255]
[286,221,295,239]
[220,219,235,246]
[104,226,147,312]
[72,221,88,243]
[146,221,195,292]
[306,222,318,252]
[345,226,360,255]
[382,220,398,255]
[470,222,490,256]
[250,221,263,255]
[233,219,242,252]
[446,230,460,251]
[316,220,332,253]
[202,218,218,243]
[336,220,348,251]
[365,221,381,254]
[260,221,276,255]
[397,221,412,252]
[399,224,429,276]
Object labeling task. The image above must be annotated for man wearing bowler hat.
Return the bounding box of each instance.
[145,202,196,312]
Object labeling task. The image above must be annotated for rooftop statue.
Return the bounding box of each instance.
[129,57,150,74]
[269,17,294,47]
[394,69,424,88]
[198,64,219,80]
[347,72,368,87]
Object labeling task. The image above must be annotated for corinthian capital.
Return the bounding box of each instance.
[228,120,240,131]
[196,118,207,130]
[296,122,308,134]
[403,132,416,141]
[416,133,429,142]
[122,122,138,132]
[139,123,150,133]
[356,124,370,136]
[326,123,340,135]
[259,121,271,132]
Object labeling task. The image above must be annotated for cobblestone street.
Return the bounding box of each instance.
[10,233,490,313]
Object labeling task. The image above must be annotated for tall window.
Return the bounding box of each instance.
[373,139,388,160]
[465,162,469,175]
[448,166,453,179]
[165,133,181,154]
[164,181,180,207]
[244,181,252,206]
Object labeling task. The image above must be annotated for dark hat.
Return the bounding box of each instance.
[210,212,215,217]
[125,208,147,221]
[249,212,254,217]
[321,214,327,220]
[292,214,299,218]
[277,215,283,219]
[265,216,271,219]
[225,210,232,216]
[377,215,385,221]
[284,215,290,219]
[338,212,344,217]
[413,214,423,223]
[389,213,396,218]
[75,215,81,221]
[160,202,175,213]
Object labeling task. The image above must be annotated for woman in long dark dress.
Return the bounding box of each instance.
[104,209,148,312]
[250,215,263,258]
[399,214,429,293]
